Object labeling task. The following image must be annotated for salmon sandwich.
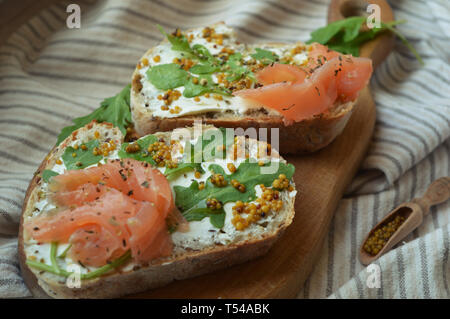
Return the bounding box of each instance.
[131,22,373,153]
[19,122,297,298]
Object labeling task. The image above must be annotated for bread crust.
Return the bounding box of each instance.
[19,122,295,298]
[130,23,356,154]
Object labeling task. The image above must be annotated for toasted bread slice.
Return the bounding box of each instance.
[131,22,355,154]
[19,122,296,298]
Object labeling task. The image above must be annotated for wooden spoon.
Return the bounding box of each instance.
[359,177,450,265]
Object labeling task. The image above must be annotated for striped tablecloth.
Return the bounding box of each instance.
[0,0,449,298]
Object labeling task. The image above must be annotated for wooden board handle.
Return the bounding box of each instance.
[327,0,395,68]
[413,177,450,215]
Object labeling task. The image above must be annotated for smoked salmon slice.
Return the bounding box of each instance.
[305,43,341,71]
[235,43,373,124]
[25,159,178,267]
[49,159,173,213]
[256,63,308,85]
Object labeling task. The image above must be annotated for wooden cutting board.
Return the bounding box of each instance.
[128,0,394,298]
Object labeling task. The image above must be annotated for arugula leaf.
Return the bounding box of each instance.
[183,75,231,98]
[183,77,214,98]
[118,127,234,180]
[56,84,132,145]
[62,139,103,170]
[42,170,59,183]
[225,52,255,82]
[381,21,424,65]
[192,44,215,61]
[306,17,422,64]
[185,69,232,97]
[183,43,224,75]
[307,17,366,45]
[174,160,295,212]
[209,85,232,96]
[26,248,131,280]
[188,127,234,163]
[189,63,220,74]
[164,163,201,181]
[326,29,375,56]
[119,133,202,179]
[147,63,189,90]
[81,249,132,280]
[182,200,225,228]
[57,244,72,259]
[97,84,132,135]
[325,20,403,56]
[157,25,192,53]
[118,134,158,165]
[157,25,221,66]
[210,212,226,229]
[251,48,280,65]
[164,127,234,180]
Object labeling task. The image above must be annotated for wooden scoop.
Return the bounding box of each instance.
[359,177,450,265]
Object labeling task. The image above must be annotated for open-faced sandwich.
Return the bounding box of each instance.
[19,122,296,298]
[131,22,373,153]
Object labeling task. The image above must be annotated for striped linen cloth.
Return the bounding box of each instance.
[0,0,448,298]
